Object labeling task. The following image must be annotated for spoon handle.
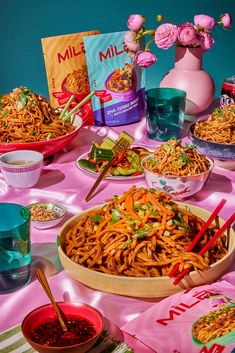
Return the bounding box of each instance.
[35,268,68,331]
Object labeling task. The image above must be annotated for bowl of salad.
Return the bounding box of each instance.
[76,132,151,180]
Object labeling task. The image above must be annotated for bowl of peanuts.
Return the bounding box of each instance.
[27,202,67,229]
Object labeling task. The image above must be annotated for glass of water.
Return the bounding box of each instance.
[0,203,31,294]
[146,87,186,141]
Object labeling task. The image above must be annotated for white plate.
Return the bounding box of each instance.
[76,151,146,180]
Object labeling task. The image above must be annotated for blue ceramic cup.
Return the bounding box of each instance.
[0,203,31,294]
[146,87,186,141]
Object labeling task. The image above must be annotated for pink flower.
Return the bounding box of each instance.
[127,14,145,31]
[155,23,178,49]
[199,32,215,51]
[194,14,216,30]
[220,13,232,29]
[124,31,140,52]
[178,22,200,46]
[135,50,157,68]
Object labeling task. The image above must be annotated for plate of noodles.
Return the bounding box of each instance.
[0,87,84,157]
[188,104,235,162]
[57,186,235,298]
[192,304,235,348]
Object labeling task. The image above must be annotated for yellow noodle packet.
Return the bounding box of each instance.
[41,30,100,110]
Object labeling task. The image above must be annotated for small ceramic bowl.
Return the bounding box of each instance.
[27,202,67,229]
[141,154,214,200]
[0,150,43,188]
[21,301,104,353]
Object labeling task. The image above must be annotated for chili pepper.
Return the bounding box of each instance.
[112,147,130,166]
[131,171,142,176]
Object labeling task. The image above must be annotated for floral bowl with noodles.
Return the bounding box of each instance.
[0,87,84,158]
[57,186,235,298]
[141,140,214,200]
[188,104,235,165]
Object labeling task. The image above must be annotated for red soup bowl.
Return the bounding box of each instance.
[21,302,104,353]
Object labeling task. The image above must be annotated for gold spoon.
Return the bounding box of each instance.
[35,267,68,332]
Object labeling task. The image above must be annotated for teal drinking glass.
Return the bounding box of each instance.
[0,203,31,294]
[146,88,186,141]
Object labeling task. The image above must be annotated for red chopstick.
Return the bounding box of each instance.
[169,199,226,278]
[173,211,235,285]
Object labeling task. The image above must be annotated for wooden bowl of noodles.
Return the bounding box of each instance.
[0,87,84,158]
[57,187,235,298]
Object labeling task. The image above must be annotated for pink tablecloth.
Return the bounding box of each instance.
[0,120,234,352]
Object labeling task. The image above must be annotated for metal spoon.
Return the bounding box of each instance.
[35,267,68,332]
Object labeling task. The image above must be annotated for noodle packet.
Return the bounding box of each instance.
[122,278,235,353]
[41,30,100,124]
[84,31,145,126]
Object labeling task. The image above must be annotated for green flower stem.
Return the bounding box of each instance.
[145,39,155,50]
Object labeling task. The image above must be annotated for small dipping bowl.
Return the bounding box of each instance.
[141,154,214,200]
[0,150,43,188]
[27,202,67,229]
[21,301,104,353]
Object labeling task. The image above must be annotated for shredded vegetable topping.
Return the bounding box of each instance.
[142,140,211,177]
[193,104,235,145]
[106,64,135,93]
[0,86,75,143]
[64,186,227,277]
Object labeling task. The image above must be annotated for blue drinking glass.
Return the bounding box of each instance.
[0,203,31,294]
[146,88,186,141]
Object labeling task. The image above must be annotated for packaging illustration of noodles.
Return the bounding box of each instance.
[122,279,235,353]
[84,31,145,126]
[41,30,100,123]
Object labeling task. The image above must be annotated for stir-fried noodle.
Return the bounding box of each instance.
[0,86,75,143]
[64,186,227,277]
[192,305,235,343]
[142,140,211,177]
[193,104,235,145]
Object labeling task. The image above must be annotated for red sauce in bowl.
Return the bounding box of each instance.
[31,316,96,347]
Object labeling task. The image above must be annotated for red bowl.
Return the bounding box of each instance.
[0,116,83,158]
[61,77,88,103]
[21,301,104,353]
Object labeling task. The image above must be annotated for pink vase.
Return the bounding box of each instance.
[160,46,215,118]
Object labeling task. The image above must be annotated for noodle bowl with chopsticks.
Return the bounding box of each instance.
[0,86,75,143]
[64,186,227,278]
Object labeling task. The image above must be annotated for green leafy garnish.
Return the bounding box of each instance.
[181,151,191,165]
[122,239,132,249]
[91,213,102,224]
[110,208,122,224]
[0,110,9,119]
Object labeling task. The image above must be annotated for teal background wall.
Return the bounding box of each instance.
[1,0,234,100]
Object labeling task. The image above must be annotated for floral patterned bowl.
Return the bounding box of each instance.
[141,154,214,200]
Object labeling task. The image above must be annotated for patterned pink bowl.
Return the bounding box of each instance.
[0,150,43,188]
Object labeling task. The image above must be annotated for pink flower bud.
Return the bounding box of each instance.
[178,22,199,46]
[127,14,145,31]
[135,50,157,68]
[194,14,216,30]
[199,32,215,51]
[124,31,140,52]
[155,23,178,50]
[220,13,232,29]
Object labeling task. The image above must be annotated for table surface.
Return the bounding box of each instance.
[0,119,234,353]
